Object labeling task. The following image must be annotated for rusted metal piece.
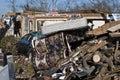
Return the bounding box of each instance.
[87,40,107,53]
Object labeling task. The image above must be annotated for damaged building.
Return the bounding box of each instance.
[1,10,108,37]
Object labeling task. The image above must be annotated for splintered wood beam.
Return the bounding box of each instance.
[109,32,120,37]
[86,21,120,36]
[87,40,107,53]
[107,24,120,32]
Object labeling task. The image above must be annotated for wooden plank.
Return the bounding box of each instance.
[109,32,120,37]
[107,24,120,32]
[86,21,120,36]
[87,40,107,53]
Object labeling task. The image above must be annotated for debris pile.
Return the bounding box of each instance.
[14,55,34,79]
[28,19,120,80]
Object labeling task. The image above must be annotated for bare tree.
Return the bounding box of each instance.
[22,0,50,12]
[22,0,120,13]
[57,0,81,11]
[23,2,31,11]
[39,0,49,11]
[51,0,57,10]
[6,0,16,12]
[11,0,15,12]
[89,0,120,13]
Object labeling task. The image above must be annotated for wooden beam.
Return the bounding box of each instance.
[109,32,120,37]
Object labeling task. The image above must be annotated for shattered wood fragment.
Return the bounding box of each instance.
[93,63,108,80]
[82,53,93,69]
[87,40,107,53]
[109,32,120,37]
[86,21,120,36]
[107,24,120,32]
[43,76,55,80]
[114,51,120,63]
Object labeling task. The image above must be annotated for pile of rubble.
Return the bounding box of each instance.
[27,19,120,80]
[14,55,35,80]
